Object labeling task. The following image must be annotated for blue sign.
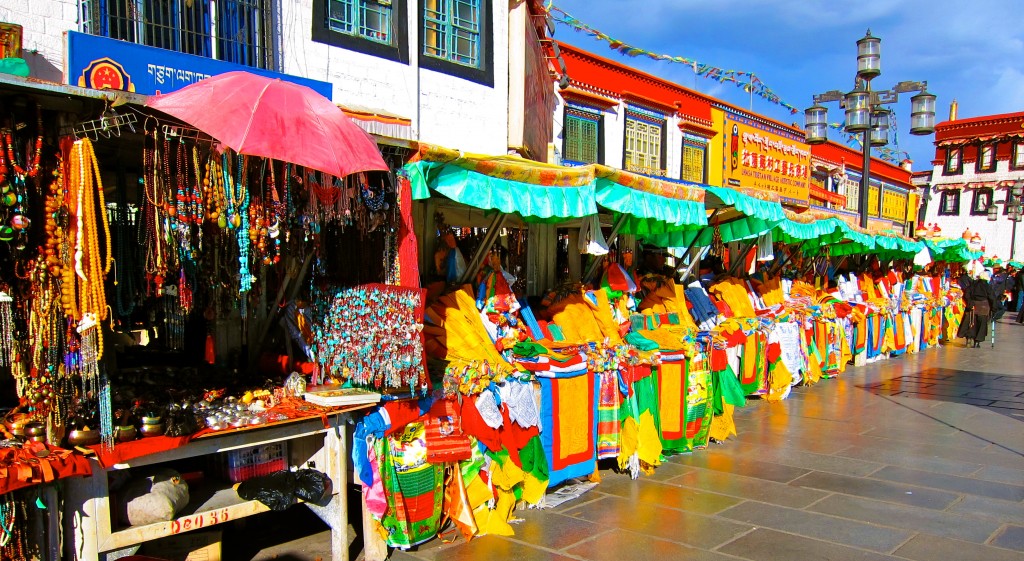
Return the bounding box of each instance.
[66,31,333,100]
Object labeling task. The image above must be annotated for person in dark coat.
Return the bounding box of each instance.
[962,272,996,347]
[956,272,974,340]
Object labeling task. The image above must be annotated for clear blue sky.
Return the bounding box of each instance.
[549,0,1024,172]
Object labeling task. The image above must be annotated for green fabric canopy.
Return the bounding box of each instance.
[404,160,597,221]
[924,238,983,263]
[594,180,707,235]
[641,186,786,248]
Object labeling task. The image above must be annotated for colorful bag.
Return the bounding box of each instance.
[378,422,444,549]
[424,399,472,464]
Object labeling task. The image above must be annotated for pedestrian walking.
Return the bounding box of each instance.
[1015,268,1024,313]
[960,271,996,347]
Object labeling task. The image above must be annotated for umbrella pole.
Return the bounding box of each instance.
[767,246,795,277]
[680,246,711,284]
[456,213,507,286]
[582,214,627,285]
[672,209,721,282]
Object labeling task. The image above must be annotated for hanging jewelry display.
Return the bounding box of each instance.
[0,291,12,367]
[64,138,113,354]
[0,492,28,560]
[235,155,254,294]
[312,284,427,393]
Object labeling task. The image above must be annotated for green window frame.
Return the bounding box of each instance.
[326,0,393,44]
[424,0,480,67]
[563,108,600,164]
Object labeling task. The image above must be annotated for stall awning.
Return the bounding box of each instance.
[405,146,597,221]
[640,186,786,248]
[925,238,983,263]
[593,165,707,235]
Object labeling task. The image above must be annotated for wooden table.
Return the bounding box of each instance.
[64,409,366,561]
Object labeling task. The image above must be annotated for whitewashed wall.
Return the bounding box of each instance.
[0,0,79,82]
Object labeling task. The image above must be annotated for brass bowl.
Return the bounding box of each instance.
[140,416,163,426]
[67,429,101,447]
[24,422,46,437]
[115,426,137,442]
[139,423,165,437]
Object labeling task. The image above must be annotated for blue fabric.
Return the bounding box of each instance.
[684,287,719,323]
[352,411,390,488]
[538,371,599,488]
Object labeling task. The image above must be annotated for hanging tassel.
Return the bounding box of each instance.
[99,366,114,450]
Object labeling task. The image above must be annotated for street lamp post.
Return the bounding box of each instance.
[987,179,1024,260]
[803,30,937,230]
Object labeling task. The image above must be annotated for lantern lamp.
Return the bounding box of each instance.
[804,104,829,144]
[1011,179,1024,199]
[909,91,937,135]
[856,30,882,80]
[844,89,871,132]
[988,203,999,222]
[870,109,890,146]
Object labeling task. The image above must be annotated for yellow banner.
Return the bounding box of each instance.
[723,113,810,205]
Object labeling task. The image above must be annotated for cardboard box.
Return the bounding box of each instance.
[140,530,221,561]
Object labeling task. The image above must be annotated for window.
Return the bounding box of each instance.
[418,0,492,85]
[328,0,391,44]
[939,190,961,216]
[1012,141,1024,170]
[562,106,600,165]
[977,143,996,172]
[313,0,408,63]
[971,188,993,215]
[81,0,273,69]
[424,0,479,66]
[842,178,859,211]
[944,146,962,175]
[681,140,707,183]
[623,107,666,176]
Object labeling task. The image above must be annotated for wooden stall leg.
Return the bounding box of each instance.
[362,493,388,561]
[307,420,350,561]
[63,460,106,561]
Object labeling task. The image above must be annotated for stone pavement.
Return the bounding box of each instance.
[242,319,1024,561]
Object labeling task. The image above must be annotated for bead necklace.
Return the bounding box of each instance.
[236,155,253,293]
[68,138,113,357]
[4,106,43,179]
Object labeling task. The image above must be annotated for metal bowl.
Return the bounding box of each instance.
[140,416,163,426]
[139,423,165,437]
[24,422,46,437]
[115,426,137,442]
[67,429,101,447]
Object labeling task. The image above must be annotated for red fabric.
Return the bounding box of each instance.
[766,342,782,363]
[396,175,421,289]
[725,329,747,348]
[382,400,428,436]
[147,72,387,177]
[0,441,92,493]
[460,395,502,452]
[89,435,194,469]
[710,348,728,371]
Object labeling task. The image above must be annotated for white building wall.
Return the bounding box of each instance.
[663,117,681,181]
[604,104,625,168]
[922,159,1024,261]
[0,0,79,82]
[5,0,512,156]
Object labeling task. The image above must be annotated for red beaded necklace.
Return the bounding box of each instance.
[5,107,43,179]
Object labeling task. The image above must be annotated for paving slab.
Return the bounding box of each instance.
[894,534,1024,561]
[716,528,897,561]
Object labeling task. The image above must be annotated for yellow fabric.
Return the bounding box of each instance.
[522,472,547,506]
[618,411,662,473]
[591,289,626,345]
[429,287,515,381]
[443,465,479,541]
[764,361,793,402]
[473,490,516,537]
[465,473,493,510]
[709,403,737,441]
[756,276,784,307]
[671,285,698,329]
[637,410,662,470]
[804,337,823,385]
[742,335,759,386]
[710,278,756,318]
[838,328,852,372]
[549,293,606,344]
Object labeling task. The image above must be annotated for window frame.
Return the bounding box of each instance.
[943,146,963,175]
[976,142,997,173]
[561,105,603,165]
[622,106,667,177]
[680,139,708,184]
[418,0,494,87]
[82,0,274,69]
[312,0,409,64]
[1011,141,1024,171]
[970,187,994,216]
[938,190,961,216]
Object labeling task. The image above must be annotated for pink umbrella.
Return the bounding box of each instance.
[147,71,387,177]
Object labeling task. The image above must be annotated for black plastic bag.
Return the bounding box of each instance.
[236,469,332,511]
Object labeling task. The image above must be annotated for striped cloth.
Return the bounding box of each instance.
[597,370,621,460]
